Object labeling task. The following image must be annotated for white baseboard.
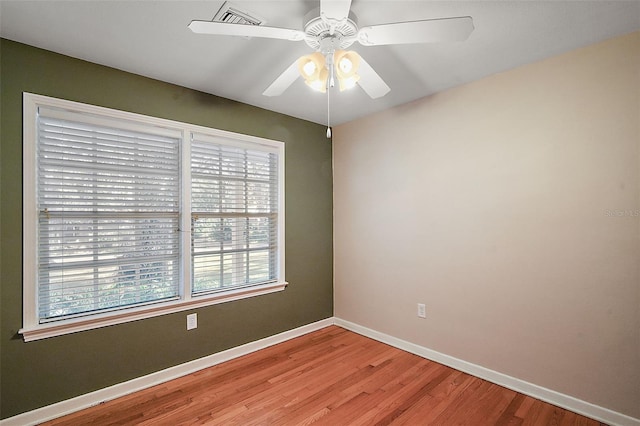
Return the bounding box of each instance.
[334,317,640,426]
[4,317,637,426]
[0,318,334,426]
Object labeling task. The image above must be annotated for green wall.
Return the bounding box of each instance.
[0,38,333,419]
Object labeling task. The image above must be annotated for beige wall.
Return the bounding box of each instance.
[334,31,639,418]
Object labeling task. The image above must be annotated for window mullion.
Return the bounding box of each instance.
[91,129,99,313]
[181,130,193,302]
[218,147,224,288]
[244,151,250,284]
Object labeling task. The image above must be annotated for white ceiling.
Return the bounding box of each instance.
[1,1,639,126]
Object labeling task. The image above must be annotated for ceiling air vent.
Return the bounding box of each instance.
[213,1,266,26]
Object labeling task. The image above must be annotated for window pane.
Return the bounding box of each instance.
[37,112,180,322]
[191,137,278,294]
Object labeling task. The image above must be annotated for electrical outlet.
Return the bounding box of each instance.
[186,313,198,330]
[417,303,426,319]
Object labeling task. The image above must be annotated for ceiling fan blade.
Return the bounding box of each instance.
[356,56,390,99]
[188,21,305,42]
[320,0,352,24]
[357,16,474,46]
[263,60,300,97]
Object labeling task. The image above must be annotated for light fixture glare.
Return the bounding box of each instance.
[334,50,361,91]
[339,57,353,73]
[302,61,316,77]
[298,52,325,82]
[305,67,328,93]
[339,75,359,91]
[308,80,325,92]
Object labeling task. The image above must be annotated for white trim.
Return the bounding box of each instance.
[20,282,287,342]
[334,318,640,426]
[277,142,286,283]
[1,318,334,426]
[22,94,38,331]
[180,128,192,304]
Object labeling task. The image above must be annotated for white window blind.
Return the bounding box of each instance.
[191,134,278,294]
[22,93,286,341]
[36,109,181,322]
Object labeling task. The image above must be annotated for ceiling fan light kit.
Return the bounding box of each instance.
[298,49,361,94]
[188,0,474,135]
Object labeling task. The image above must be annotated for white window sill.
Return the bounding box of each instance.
[20,282,288,342]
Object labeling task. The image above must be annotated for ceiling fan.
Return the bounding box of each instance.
[188,0,474,100]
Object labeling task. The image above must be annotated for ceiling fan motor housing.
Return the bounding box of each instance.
[303,7,358,51]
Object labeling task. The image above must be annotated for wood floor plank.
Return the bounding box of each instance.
[495,393,527,426]
[406,371,478,425]
[349,361,447,426]
[42,326,607,426]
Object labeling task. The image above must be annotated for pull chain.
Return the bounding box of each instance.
[326,81,332,138]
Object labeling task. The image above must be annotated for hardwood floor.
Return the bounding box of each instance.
[43,326,607,425]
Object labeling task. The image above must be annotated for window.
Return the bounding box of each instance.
[191,134,279,294]
[22,93,286,341]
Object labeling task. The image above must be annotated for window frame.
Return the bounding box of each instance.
[21,93,287,342]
